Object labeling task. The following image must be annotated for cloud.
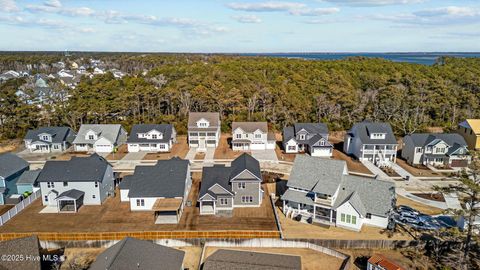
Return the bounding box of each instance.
[414,6,479,17]
[0,0,20,12]
[321,0,424,6]
[289,7,339,16]
[227,2,306,12]
[232,14,262,23]
[44,0,62,8]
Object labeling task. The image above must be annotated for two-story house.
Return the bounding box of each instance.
[127,124,176,152]
[37,154,115,213]
[187,112,221,151]
[281,155,395,231]
[402,133,471,168]
[0,153,29,205]
[119,157,191,224]
[231,122,276,151]
[72,124,127,153]
[24,127,76,153]
[457,119,480,150]
[282,123,333,157]
[199,153,263,215]
[343,122,398,166]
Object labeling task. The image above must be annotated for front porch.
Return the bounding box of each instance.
[283,201,336,226]
[56,189,84,213]
[232,140,251,151]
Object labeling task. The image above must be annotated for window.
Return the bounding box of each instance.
[199,122,207,127]
[341,214,345,222]
[44,195,48,202]
[351,216,357,224]
[136,199,145,207]
[92,195,96,199]
[199,132,206,136]
[435,148,445,154]
[94,182,99,188]
[254,134,262,139]
[207,133,216,137]
[53,144,59,150]
[190,132,198,137]
[320,140,324,146]
[159,144,165,149]
[88,135,94,140]
[299,134,305,140]
[346,215,351,223]
[237,182,246,189]
[288,146,296,151]
[219,198,228,205]
[366,213,372,219]
[42,135,49,141]
[63,182,68,187]
[416,148,423,153]
[47,182,55,188]
[236,133,242,139]
[152,134,157,139]
[241,196,253,203]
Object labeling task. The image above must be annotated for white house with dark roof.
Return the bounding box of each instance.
[198,153,263,215]
[344,121,398,166]
[187,112,221,151]
[402,133,471,168]
[37,154,114,212]
[127,124,176,152]
[231,122,276,151]
[73,124,127,153]
[282,123,333,157]
[24,127,76,153]
[119,157,191,224]
[281,155,395,231]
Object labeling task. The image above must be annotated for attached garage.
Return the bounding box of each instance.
[311,147,332,157]
[250,142,266,150]
[94,144,113,153]
[450,159,469,168]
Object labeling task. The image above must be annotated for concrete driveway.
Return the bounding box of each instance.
[252,149,278,163]
[121,152,147,161]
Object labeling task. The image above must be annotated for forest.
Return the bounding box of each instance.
[1,53,480,139]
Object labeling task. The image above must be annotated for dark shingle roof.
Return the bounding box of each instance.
[199,165,233,199]
[406,133,467,148]
[126,124,174,143]
[89,237,185,270]
[203,249,301,270]
[125,157,189,198]
[0,153,29,179]
[56,189,85,200]
[16,170,41,185]
[294,123,328,135]
[37,154,110,183]
[282,126,295,144]
[24,126,75,145]
[348,122,397,145]
[0,236,41,270]
[229,153,262,181]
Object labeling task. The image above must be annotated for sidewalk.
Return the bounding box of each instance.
[360,160,390,180]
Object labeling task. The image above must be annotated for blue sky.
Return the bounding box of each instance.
[0,0,479,52]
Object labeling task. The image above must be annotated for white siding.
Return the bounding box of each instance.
[335,202,363,231]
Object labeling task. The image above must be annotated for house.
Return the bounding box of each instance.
[367,254,405,270]
[188,112,221,151]
[16,169,41,194]
[344,121,398,166]
[199,153,263,215]
[282,123,333,157]
[119,157,191,224]
[127,124,176,152]
[0,153,29,205]
[231,122,276,151]
[203,249,301,270]
[73,124,127,153]
[37,154,115,212]
[402,133,471,168]
[24,127,76,153]
[457,119,480,150]
[281,155,395,231]
[0,236,42,270]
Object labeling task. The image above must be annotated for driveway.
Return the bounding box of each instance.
[16,149,61,161]
[252,149,278,163]
[121,152,147,161]
[204,148,215,165]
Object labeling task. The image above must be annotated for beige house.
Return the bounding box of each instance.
[457,119,480,150]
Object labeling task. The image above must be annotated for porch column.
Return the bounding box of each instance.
[213,201,216,214]
[283,200,286,214]
[57,200,60,213]
[199,201,203,214]
[74,200,77,213]
[329,209,333,223]
[313,205,316,219]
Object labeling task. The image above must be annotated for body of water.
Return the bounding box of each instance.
[240,52,480,65]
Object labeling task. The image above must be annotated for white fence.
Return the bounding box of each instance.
[0,189,41,226]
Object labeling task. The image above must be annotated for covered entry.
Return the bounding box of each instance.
[56,189,84,213]
[152,198,183,224]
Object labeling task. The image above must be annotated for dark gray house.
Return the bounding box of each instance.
[24,126,76,153]
[89,237,185,270]
[0,153,29,205]
[283,123,333,157]
[402,133,471,168]
[203,249,301,270]
[127,124,176,152]
[199,153,263,215]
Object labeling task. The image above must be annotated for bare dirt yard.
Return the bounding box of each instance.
[176,246,202,270]
[143,135,189,160]
[204,247,345,270]
[340,248,433,270]
[105,144,128,160]
[396,158,444,177]
[214,133,250,159]
[0,205,13,215]
[0,139,21,154]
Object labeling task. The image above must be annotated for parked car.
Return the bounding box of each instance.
[398,212,424,226]
[397,205,420,215]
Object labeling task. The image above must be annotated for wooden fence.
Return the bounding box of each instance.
[0,189,41,226]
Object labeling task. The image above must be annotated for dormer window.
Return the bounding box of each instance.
[254,134,262,139]
[370,133,385,139]
[320,140,324,146]
[88,135,95,140]
[42,135,50,141]
[299,134,306,140]
[152,134,157,139]
[199,123,207,127]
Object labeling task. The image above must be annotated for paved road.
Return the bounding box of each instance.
[120,152,146,161]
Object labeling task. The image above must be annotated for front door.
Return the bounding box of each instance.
[47,192,57,206]
[199,138,206,149]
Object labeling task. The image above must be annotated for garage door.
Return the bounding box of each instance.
[95,145,113,153]
[311,148,331,157]
[250,143,266,150]
[128,144,139,152]
[450,160,468,168]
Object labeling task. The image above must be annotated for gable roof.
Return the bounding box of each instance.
[229,153,262,181]
[282,126,296,144]
[0,153,29,179]
[203,249,301,270]
[368,254,405,270]
[37,154,110,183]
[16,169,41,185]
[126,157,189,198]
[459,119,480,134]
[0,236,41,270]
[24,126,75,144]
[127,124,174,143]
[188,112,220,127]
[89,237,185,270]
[73,124,124,145]
[56,189,85,200]
[348,121,397,145]
[294,123,328,135]
[286,155,347,196]
[199,165,233,200]
[406,133,467,147]
[232,122,268,133]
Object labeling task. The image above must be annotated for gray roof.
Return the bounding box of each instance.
[56,189,85,200]
[281,189,315,206]
[0,153,29,179]
[24,126,75,145]
[37,154,110,183]
[188,112,220,127]
[16,170,41,185]
[294,123,328,135]
[232,122,268,133]
[348,122,397,145]
[89,237,185,270]
[405,133,467,155]
[286,155,347,196]
[282,126,295,144]
[230,153,262,181]
[73,124,124,145]
[333,175,395,217]
[203,249,301,270]
[125,157,189,198]
[0,236,41,270]
[126,124,174,143]
[199,165,233,199]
